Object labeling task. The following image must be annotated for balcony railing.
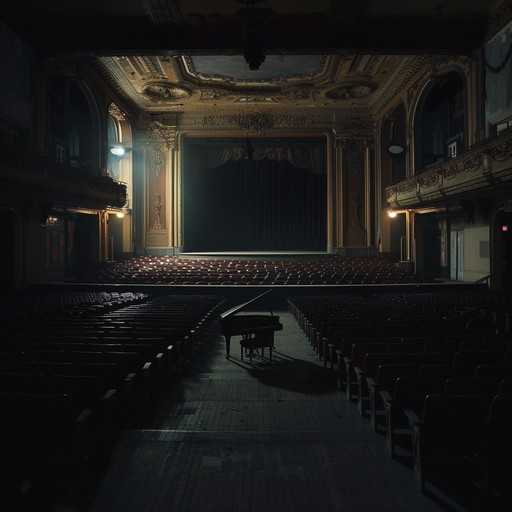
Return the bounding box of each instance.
[0,142,127,210]
[385,128,512,209]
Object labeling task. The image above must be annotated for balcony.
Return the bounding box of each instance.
[385,128,512,209]
[0,141,127,210]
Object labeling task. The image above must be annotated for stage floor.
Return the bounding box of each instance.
[179,251,333,260]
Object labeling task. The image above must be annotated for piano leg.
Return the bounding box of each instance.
[225,335,231,358]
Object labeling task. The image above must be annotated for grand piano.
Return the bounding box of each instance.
[220,290,283,359]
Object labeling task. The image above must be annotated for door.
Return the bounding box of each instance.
[450,230,464,280]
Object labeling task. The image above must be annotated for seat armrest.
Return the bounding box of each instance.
[404,408,422,426]
[75,407,93,426]
[366,376,376,388]
[380,390,393,403]
[353,365,364,377]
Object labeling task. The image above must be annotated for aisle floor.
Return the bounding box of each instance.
[81,310,452,512]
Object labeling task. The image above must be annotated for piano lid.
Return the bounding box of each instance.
[220,289,273,320]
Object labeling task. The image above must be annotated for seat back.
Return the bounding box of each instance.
[475,364,512,379]
[350,342,387,369]
[405,352,453,365]
[362,352,406,379]
[444,377,500,397]
[452,350,504,366]
[393,377,446,417]
[421,393,490,457]
[484,393,512,497]
[375,363,419,390]
[419,364,476,379]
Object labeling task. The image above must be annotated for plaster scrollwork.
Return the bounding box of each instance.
[108,103,127,121]
[200,112,312,132]
[146,120,176,176]
[200,89,228,101]
[326,81,377,100]
[490,138,512,162]
[237,111,275,136]
[419,172,440,189]
[148,146,165,177]
[142,82,191,103]
[396,181,416,194]
[285,89,311,101]
[147,120,176,149]
[443,153,485,180]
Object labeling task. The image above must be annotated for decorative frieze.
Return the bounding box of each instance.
[326,81,377,100]
[491,138,512,162]
[199,111,313,134]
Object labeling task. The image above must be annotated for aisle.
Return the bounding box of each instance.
[82,310,447,512]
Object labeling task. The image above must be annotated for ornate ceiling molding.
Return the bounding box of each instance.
[142,83,192,103]
[326,81,377,101]
[371,56,427,120]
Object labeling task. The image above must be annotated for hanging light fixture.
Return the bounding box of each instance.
[239,0,266,71]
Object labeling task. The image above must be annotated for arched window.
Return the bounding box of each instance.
[107,115,122,180]
[47,73,96,172]
[107,103,133,203]
[416,71,465,172]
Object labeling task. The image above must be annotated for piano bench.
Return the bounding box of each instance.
[240,333,274,363]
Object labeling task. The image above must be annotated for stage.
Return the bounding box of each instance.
[178,251,333,260]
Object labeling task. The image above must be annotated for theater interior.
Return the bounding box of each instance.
[1,2,512,512]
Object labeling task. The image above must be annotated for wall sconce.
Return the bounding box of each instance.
[110,144,132,158]
[387,141,406,157]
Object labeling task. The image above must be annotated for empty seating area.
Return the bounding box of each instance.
[3,284,512,512]
[75,254,434,286]
[288,290,512,512]
[0,289,226,512]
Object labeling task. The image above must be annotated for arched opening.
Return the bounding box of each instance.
[107,106,133,261]
[47,73,97,172]
[415,71,465,172]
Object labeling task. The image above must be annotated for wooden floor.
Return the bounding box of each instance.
[74,310,456,512]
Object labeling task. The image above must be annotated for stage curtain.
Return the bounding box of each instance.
[184,150,326,251]
[202,146,324,173]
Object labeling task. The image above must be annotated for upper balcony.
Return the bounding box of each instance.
[385,128,512,210]
[0,141,127,211]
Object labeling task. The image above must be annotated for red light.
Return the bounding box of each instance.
[502,225,509,232]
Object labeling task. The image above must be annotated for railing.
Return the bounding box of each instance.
[0,141,127,210]
[475,274,492,287]
[385,128,512,209]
